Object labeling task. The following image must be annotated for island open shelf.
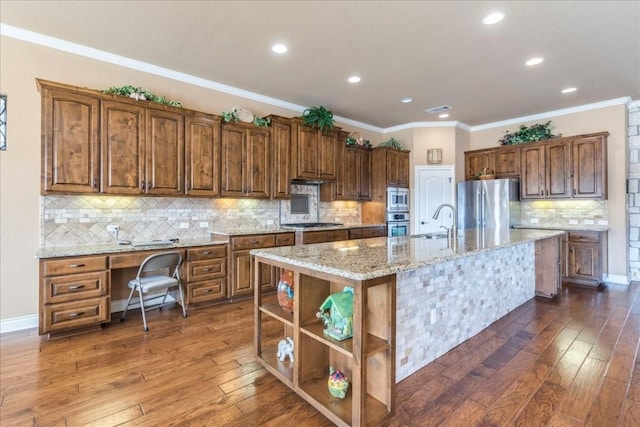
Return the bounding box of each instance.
[253,255,396,427]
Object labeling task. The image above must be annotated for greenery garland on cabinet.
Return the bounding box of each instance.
[499,121,561,145]
[102,85,182,107]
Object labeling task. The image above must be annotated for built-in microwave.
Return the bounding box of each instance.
[387,187,409,212]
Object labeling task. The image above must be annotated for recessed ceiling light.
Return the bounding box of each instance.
[401,98,413,104]
[483,12,505,25]
[348,76,361,84]
[271,44,287,54]
[526,57,544,66]
[562,87,577,94]
[439,113,449,119]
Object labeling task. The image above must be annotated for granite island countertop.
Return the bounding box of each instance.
[210,223,386,236]
[513,225,609,232]
[251,228,565,281]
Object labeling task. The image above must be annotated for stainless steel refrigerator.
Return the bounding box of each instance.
[457,178,521,228]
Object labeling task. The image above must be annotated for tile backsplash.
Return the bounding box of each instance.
[521,200,608,228]
[41,184,362,247]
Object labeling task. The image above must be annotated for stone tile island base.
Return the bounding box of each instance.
[395,241,534,381]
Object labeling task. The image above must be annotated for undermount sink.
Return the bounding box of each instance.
[410,233,448,239]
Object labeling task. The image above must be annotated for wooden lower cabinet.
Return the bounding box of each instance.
[229,233,295,299]
[535,236,562,298]
[185,245,227,305]
[39,255,110,335]
[254,256,396,426]
[563,230,608,286]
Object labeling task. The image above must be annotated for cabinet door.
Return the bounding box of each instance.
[145,109,184,195]
[386,149,399,185]
[42,88,100,193]
[101,100,146,194]
[271,119,291,199]
[358,150,372,200]
[546,141,571,198]
[185,114,220,197]
[245,128,270,198]
[567,241,600,282]
[220,124,246,197]
[535,236,561,298]
[465,151,494,180]
[520,144,546,199]
[494,147,520,177]
[397,150,410,187]
[296,125,319,179]
[572,136,606,198]
[230,250,273,298]
[344,147,360,199]
[318,130,338,180]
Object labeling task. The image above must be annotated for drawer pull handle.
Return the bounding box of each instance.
[68,312,85,318]
[202,251,211,255]
[69,264,85,268]
[202,268,211,272]
[68,285,85,291]
[203,289,213,293]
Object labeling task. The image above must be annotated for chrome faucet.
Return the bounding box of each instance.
[433,203,458,238]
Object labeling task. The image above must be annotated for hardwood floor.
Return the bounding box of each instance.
[1,282,638,426]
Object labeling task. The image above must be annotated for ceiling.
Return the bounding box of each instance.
[1,1,639,129]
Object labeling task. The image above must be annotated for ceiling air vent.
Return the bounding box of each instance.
[425,105,452,114]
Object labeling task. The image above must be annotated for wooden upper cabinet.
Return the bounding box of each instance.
[372,147,411,189]
[464,147,519,180]
[546,141,571,198]
[572,135,607,198]
[520,144,546,199]
[40,84,100,194]
[101,100,146,194]
[220,122,270,198]
[290,118,340,181]
[269,116,291,199]
[344,146,372,200]
[185,114,220,197]
[145,108,184,195]
[520,141,570,199]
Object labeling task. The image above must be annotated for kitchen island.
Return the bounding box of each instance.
[251,228,564,426]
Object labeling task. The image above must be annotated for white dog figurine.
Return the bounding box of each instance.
[276,337,294,362]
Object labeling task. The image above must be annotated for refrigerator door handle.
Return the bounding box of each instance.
[476,187,481,227]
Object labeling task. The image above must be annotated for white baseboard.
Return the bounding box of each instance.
[0,297,175,335]
[603,274,630,285]
[0,314,39,334]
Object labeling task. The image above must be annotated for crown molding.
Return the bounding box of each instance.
[470,97,632,132]
[383,121,472,134]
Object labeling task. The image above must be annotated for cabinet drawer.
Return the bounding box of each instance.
[275,233,295,247]
[567,231,599,243]
[349,228,363,239]
[187,245,227,261]
[362,227,386,238]
[231,234,275,250]
[43,256,107,276]
[186,280,226,304]
[43,297,109,333]
[302,229,349,244]
[44,271,108,304]
[109,249,185,269]
[187,259,227,281]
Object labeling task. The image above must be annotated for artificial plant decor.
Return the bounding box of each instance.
[102,85,182,107]
[379,136,403,150]
[302,106,335,132]
[499,121,561,145]
[253,115,271,127]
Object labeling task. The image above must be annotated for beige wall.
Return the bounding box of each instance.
[469,105,628,280]
[0,36,382,320]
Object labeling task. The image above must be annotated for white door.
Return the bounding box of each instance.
[415,166,455,235]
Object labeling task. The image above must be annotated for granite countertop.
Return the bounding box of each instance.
[251,228,565,281]
[514,225,609,232]
[36,237,229,259]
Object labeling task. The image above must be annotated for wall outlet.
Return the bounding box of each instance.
[199,222,209,228]
[598,220,608,225]
[106,224,119,233]
[530,218,539,224]
[430,309,437,325]
[267,219,274,225]
[584,219,595,225]
[179,222,189,229]
[569,219,578,225]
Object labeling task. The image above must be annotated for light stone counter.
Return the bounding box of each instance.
[514,225,609,232]
[211,223,386,236]
[36,237,229,259]
[250,228,564,281]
